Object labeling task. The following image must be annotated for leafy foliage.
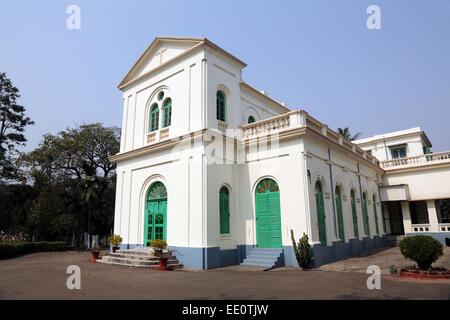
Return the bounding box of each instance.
[290,230,314,270]
[109,234,123,247]
[0,72,34,182]
[0,241,66,259]
[399,235,443,270]
[337,127,361,141]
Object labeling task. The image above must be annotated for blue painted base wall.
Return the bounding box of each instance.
[116,236,390,270]
[405,232,450,245]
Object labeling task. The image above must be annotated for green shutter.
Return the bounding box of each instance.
[363,196,371,237]
[216,91,225,122]
[144,182,167,245]
[163,98,172,128]
[373,199,379,235]
[255,179,282,248]
[150,104,159,132]
[351,192,359,238]
[219,189,230,234]
[335,189,345,242]
[315,183,327,246]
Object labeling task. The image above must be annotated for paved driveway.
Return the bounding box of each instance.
[0,250,448,299]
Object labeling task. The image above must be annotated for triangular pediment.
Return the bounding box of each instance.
[118,37,205,89]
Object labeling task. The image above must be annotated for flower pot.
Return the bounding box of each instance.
[154,257,172,271]
[112,246,120,253]
[90,251,100,263]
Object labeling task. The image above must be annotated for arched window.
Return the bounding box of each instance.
[373,195,379,235]
[363,192,370,236]
[163,98,172,128]
[315,181,327,246]
[335,186,345,242]
[219,186,230,234]
[216,90,226,122]
[150,103,159,132]
[248,115,255,124]
[350,189,359,238]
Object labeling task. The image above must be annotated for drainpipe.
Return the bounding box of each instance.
[357,163,368,235]
[328,148,338,238]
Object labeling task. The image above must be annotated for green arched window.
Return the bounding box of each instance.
[219,186,230,234]
[216,90,226,122]
[248,115,256,124]
[150,103,159,132]
[363,192,370,236]
[335,186,345,242]
[350,189,359,238]
[315,181,327,246]
[373,195,379,235]
[163,98,172,128]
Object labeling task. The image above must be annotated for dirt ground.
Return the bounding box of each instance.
[317,246,450,274]
[0,248,448,300]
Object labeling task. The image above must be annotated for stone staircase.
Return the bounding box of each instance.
[96,247,183,269]
[240,247,284,269]
[386,235,406,247]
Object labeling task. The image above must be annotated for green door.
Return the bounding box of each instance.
[255,179,282,248]
[315,182,327,246]
[373,196,379,235]
[335,186,345,242]
[351,190,359,238]
[144,182,167,246]
[363,194,370,237]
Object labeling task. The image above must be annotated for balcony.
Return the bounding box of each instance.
[380,151,450,170]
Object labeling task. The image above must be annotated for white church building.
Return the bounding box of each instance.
[110,37,450,269]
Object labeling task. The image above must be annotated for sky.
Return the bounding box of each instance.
[0,0,449,152]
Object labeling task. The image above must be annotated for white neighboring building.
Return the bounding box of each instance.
[111,37,450,269]
[355,128,450,243]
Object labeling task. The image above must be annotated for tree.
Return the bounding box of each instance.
[337,127,361,141]
[0,72,34,182]
[19,123,120,243]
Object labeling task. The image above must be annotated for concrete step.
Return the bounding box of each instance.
[240,247,284,268]
[99,256,179,266]
[97,248,183,269]
[96,259,183,269]
[104,253,176,261]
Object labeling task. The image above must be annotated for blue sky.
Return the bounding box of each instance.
[1,0,449,152]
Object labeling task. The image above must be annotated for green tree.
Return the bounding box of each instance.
[19,123,120,243]
[0,72,34,182]
[337,127,361,141]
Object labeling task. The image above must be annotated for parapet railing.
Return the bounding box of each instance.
[239,110,380,166]
[380,151,450,170]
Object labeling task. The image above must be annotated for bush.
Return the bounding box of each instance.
[399,235,443,270]
[150,239,167,250]
[0,241,66,259]
[291,230,314,270]
[109,234,123,247]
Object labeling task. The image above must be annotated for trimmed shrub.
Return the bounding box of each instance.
[0,241,66,259]
[399,235,443,270]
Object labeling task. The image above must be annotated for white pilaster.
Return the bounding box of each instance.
[426,200,439,232]
[400,201,412,234]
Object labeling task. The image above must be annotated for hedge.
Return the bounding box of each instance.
[0,241,66,259]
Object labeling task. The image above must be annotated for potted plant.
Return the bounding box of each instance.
[109,234,122,253]
[90,246,101,262]
[150,239,172,271]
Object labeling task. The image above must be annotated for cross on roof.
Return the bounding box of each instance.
[154,47,167,65]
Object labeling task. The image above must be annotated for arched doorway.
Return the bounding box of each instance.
[255,178,282,248]
[144,182,167,246]
[315,181,327,246]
